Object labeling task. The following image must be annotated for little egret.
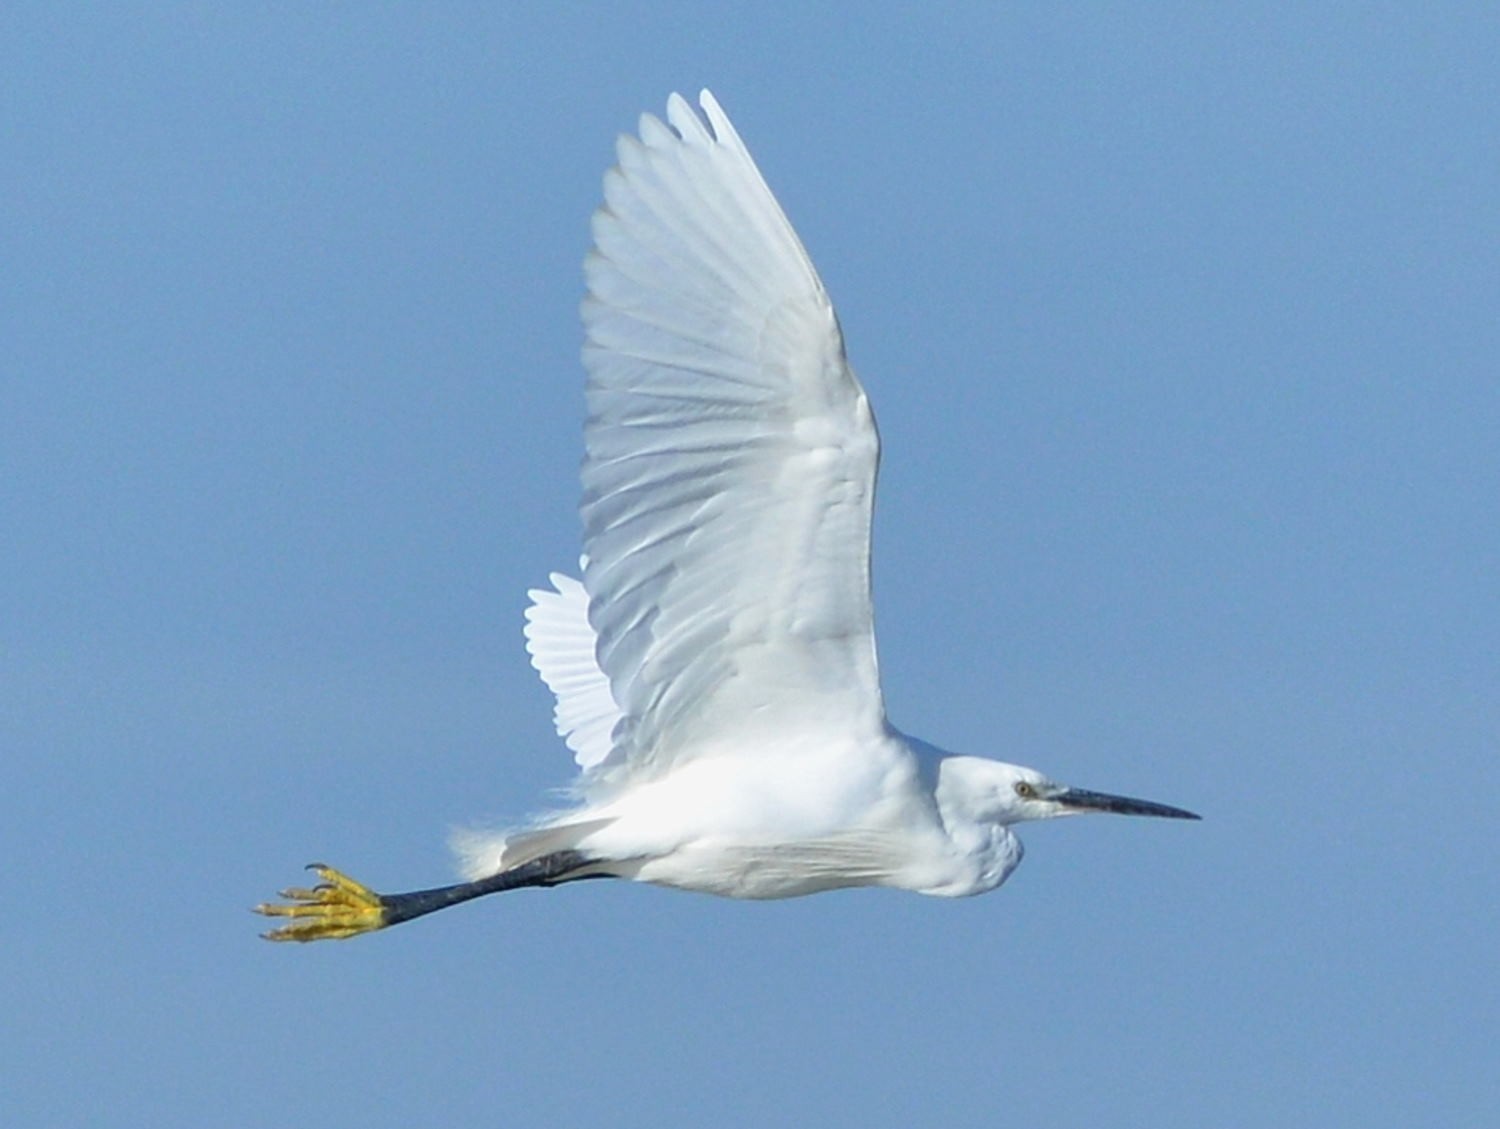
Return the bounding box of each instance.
[257,90,1198,942]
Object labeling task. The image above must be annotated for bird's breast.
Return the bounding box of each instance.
[576,729,934,897]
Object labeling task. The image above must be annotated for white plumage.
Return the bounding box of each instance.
[579,92,882,780]
[258,90,1196,944]
[523,566,619,771]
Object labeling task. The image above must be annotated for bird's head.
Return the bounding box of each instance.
[936,756,1201,827]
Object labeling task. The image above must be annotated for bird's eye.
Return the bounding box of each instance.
[1014,781,1037,800]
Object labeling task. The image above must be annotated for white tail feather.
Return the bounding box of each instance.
[450,818,618,881]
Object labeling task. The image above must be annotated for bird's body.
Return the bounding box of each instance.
[258,90,1196,943]
[469,725,1018,901]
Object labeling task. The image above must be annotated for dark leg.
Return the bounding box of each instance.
[380,849,602,926]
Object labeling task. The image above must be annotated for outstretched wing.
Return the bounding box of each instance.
[580,90,885,778]
[523,569,621,770]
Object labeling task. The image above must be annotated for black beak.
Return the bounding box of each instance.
[1052,787,1201,820]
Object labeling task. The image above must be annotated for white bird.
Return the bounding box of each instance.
[257,90,1197,942]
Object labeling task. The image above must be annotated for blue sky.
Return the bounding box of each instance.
[4,5,1496,1126]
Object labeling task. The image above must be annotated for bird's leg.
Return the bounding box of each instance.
[255,850,601,942]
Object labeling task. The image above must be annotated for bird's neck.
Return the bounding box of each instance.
[927,755,1027,895]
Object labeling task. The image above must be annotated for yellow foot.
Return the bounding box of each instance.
[255,864,389,942]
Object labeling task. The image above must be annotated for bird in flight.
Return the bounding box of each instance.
[257,90,1198,942]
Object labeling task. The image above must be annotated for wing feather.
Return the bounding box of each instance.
[579,90,885,779]
[523,571,621,769]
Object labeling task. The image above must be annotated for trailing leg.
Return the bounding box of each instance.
[255,850,603,942]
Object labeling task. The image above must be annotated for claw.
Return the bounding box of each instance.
[255,864,389,942]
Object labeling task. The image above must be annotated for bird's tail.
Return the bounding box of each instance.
[450,817,616,881]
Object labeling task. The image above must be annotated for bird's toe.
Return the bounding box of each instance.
[255,864,389,942]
